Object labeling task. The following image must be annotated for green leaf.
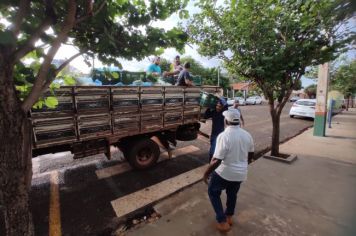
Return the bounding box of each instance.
[44,97,58,108]
[33,100,44,109]
[63,76,76,85]
[112,72,119,79]
[50,82,61,90]
[231,0,237,8]
[15,85,29,92]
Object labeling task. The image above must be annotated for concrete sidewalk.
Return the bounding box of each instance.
[125,110,356,236]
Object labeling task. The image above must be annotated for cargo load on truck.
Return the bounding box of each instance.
[77,68,202,86]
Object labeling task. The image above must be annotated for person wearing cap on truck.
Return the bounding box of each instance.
[203,109,254,233]
[203,97,228,162]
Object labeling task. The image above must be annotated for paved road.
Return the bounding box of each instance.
[201,103,314,154]
[30,103,313,236]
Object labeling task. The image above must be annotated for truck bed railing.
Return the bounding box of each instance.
[30,86,220,148]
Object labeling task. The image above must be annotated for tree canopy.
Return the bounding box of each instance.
[188,0,354,155]
[0,0,189,111]
[189,0,354,101]
[331,60,356,97]
[0,1,189,235]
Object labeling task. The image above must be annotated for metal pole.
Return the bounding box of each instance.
[217,66,220,87]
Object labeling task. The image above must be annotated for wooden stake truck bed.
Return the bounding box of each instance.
[30,86,219,169]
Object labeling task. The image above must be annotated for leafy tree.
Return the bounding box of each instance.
[304,54,349,80]
[304,84,317,98]
[0,1,188,235]
[189,0,354,156]
[331,60,356,109]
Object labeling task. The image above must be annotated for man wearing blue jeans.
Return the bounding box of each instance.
[203,98,228,162]
[203,109,254,232]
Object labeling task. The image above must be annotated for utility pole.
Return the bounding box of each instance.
[92,55,95,69]
[314,63,329,137]
[217,66,220,87]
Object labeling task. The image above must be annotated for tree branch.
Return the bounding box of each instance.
[21,0,77,112]
[75,1,106,25]
[40,51,83,92]
[55,52,82,74]
[40,52,82,93]
[12,17,52,63]
[10,0,30,37]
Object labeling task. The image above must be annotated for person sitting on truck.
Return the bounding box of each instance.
[164,55,183,78]
[204,98,228,162]
[147,56,162,78]
[162,55,183,85]
[171,55,183,74]
[176,62,193,86]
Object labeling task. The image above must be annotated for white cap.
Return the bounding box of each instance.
[223,109,240,123]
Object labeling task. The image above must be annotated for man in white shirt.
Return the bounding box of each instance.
[203,109,254,233]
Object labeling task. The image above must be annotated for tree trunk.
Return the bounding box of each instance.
[268,101,281,156]
[270,112,281,156]
[346,95,350,111]
[0,63,34,235]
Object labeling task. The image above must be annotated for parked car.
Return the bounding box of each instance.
[227,97,246,106]
[289,96,300,102]
[234,97,246,106]
[227,99,235,106]
[289,99,316,119]
[246,96,262,105]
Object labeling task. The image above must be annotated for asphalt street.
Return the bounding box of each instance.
[30,103,313,236]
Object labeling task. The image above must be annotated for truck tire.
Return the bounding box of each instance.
[125,138,160,170]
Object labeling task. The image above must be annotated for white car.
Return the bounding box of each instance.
[234,97,246,106]
[289,99,316,119]
[227,99,235,106]
[227,97,246,106]
[246,96,262,105]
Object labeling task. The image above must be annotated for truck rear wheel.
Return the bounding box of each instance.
[125,138,160,170]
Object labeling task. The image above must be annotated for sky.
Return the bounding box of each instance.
[49,2,355,87]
